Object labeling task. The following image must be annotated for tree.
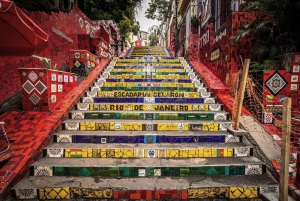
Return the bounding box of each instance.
[233,0,300,69]
[149,32,158,46]
[82,0,144,41]
[145,0,170,21]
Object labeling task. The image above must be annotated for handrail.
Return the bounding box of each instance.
[0,122,10,154]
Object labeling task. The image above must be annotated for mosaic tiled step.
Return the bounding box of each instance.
[111,69,187,73]
[29,157,266,177]
[43,142,252,158]
[11,175,278,200]
[53,130,240,143]
[113,66,184,69]
[105,78,193,82]
[63,119,232,131]
[95,87,198,92]
[95,91,210,98]
[103,82,197,88]
[87,98,216,105]
[108,74,190,79]
[69,110,229,121]
[109,72,189,76]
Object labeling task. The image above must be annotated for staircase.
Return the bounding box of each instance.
[11,47,278,200]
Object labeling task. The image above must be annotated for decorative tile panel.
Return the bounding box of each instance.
[65,122,80,130]
[34,166,53,176]
[245,164,262,175]
[188,188,229,199]
[29,93,41,105]
[82,97,93,103]
[209,104,221,111]
[219,123,231,131]
[15,189,38,199]
[39,187,70,200]
[71,112,84,119]
[77,103,89,110]
[56,135,72,143]
[234,147,251,156]
[259,186,279,193]
[225,135,240,143]
[265,71,288,96]
[47,148,64,157]
[214,113,227,120]
[28,71,38,82]
[229,187,258,199]
[35,81,47,94]
[70,188,113,199]
[22,80,35,94]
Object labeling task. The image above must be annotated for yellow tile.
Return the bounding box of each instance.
[82,149,87,158]
[65,149,70,158]
[114,149,122,158]
[110,122,114,130]
[87,148,93,157]
[211,149,217,157]
[204,149,211,157]
[229,187,258,199]
[168,149,179,158]
[227,148,233,157]
[134,123,142,131]
[39,187,70,200]
[101,149,106,158]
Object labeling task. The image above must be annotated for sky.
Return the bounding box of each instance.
[135,0,160,32]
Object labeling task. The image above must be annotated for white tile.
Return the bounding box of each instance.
[34,166,53,176]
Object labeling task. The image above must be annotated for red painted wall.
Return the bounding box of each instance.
[0,5,106,106]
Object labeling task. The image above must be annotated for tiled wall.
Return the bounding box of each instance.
[0,5,106,106]
[198,12,264,86]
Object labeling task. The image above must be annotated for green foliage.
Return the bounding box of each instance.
[132,25,140,35]
[118,16,133,38]
[249,60,278,72]
[233,0,300,69]
[148,32,158,46]
[83,0,143,22]
[145,0,170,21]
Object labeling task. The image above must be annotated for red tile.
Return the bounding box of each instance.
[129,193,141,200]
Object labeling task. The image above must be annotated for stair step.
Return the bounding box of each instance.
[69,110,228,121]
[30,157,266,177]
[63,120,232,132]
[43,142,252,158]
[82,98,217,104]
[53,131,240,144]
[11,175,278,200]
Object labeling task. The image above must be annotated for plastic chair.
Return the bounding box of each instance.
[0,122,10,154]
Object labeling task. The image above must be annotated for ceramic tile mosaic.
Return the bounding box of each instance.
[39,187,70,200]
[56,135,72,143]
[229,187,258,199]
[22,80,35,94]
[0,59,110,197]
[77,103,89,110]
[245,164,263,175]
[28,71,38,82]
[265,71,288,96]
[71,112,84,119]
[35,81,47,94]
[188,188,229,199]
[234,147,251,157]
[34,166,53,176]
[29,93,41,105]
[15,189,38,199]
